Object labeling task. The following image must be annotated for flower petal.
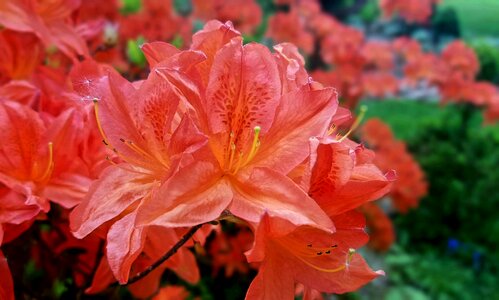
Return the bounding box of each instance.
[107,212,147,284]
[136,161,232,228]
[254,86,338,174]
[70,165,157,238]
[230,167,334,230]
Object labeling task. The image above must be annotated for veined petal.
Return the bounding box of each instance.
[245,257,295,300]
[191,20,240,87]
[107,212,147,284]
[324,165,395,216]
[142,42,181,68]
[168,113,208,158]
[206,39,281,136]
[70,165,158,238]
[135,161,232,228]
[309,142,355,205]
[0,101,44,180]
[253,86,338,174]
[230,167,334,230]
[0,188,40,226]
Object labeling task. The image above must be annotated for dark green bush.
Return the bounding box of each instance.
[473,42,499,84]
[390,103,499,298]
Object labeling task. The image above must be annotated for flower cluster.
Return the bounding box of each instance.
[0,3,395,296]
[68,21,394,298]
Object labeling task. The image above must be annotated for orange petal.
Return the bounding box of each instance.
[254,86,338,174]
[230,167,334,230]
[70,165,156,238]
[135,161,232,228]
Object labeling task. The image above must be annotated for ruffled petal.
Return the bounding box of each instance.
[135,161,232,228]
[70,165,156,238]
[253,86,338,174]
[230,167,333,230]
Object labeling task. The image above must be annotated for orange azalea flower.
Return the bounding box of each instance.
[361,118,428,213]
[119,0,192,47]
[245,213,383,299]
[441,41,479,81]
[85,222,199,298]
[135,21,337,231]
[0,0,89,59]
[69,58,206,290]
[153,285,190,300]
[0,250,14,300]
[380,0,440,24]
[0,101,89,211]
[361,41,395,71]
[0,30,43,84]
[192,0,262,35]
[267,10,315,54]
[362,72,399,98]
[306,138,395,216]
[0,187,41,245]
[209,227,254,277]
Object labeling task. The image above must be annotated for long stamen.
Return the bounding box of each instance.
[338,105,367,142]
[93,100,109,144]
[245,126,261,165]
[120,138,156,160]
[298,248,356,273]
[232,152,244,174]
[38,142,54,181]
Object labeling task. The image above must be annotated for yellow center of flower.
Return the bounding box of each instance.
[224,126,261,174]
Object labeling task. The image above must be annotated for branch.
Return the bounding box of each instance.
[121,223,204,286]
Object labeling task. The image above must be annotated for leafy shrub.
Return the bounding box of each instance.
[390,103,499,298]
[473,42,499,84]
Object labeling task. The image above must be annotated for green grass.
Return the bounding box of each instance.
[359,99,448,142]
[440,0,499,38]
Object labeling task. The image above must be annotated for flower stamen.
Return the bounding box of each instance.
[38,142,54,182]
[338,105,367,142]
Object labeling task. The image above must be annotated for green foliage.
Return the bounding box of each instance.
[432,6,461,38]
[121,0,142,15]
[395,104,499,254]
[359,0,380,24]
[360,100,447,142]
[384,247,499,299]
[126,37,146,67]
[440,0,499,38]
[361,100,499,299]
[472,41,499,84]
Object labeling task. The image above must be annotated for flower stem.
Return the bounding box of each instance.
[121,223,204,286]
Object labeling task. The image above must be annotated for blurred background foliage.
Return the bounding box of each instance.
[358,100,499,299]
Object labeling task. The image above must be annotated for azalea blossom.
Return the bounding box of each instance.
[135,21,337,231]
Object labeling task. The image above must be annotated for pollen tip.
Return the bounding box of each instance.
[254,126,261,133]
